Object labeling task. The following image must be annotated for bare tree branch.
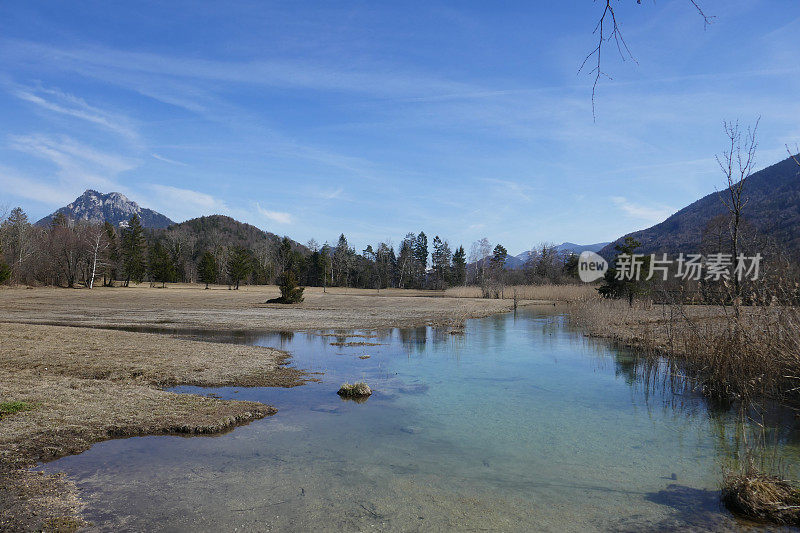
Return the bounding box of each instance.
[582,1,713,118]
[787,143,800,167]
[580,1,637,120]
[689,0,715,27]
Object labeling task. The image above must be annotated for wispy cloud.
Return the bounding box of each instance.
[0,165,74,205]
[480,178,534,202]
[148,184,225,211]
[144,184,227,221]
[256,202,292,224]
[316,186,345,200]
[611,196,674,224]
[151,153,189,167]
[9,134,136,174]
[7,134,136,194]
[13,86,139,141]
[3,40,474,99]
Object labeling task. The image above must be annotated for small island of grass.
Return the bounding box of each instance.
[337,381,372,398]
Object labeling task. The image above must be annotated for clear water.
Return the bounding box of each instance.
[40,309,800,531]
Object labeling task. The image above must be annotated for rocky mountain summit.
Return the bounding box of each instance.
[36,190,174,229]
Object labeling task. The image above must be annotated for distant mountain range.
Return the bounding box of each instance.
[599,154,800,258]
[44,160,800,273]
[507,242,610,269]
[36,190,175,229]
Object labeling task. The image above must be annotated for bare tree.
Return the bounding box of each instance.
[49,215,84,288]
[253,239,276,284]
[84,224,110,289]
[469,238,492,287]
[715,118,759,299]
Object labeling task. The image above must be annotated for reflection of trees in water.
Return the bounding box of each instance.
[399,326,428,348]
[395,325,467,358]
[249,330,294,348]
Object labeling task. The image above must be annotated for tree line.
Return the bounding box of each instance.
[0,208,581,291]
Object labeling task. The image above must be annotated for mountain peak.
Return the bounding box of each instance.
[36,190,175,229]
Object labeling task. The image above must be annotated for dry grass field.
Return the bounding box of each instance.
[0,284,517,332]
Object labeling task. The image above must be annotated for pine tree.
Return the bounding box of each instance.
[563,253,579,280]
[598,236,649,306]
[413,231,428,287]
[431,236,452,290]
[278,270,305,303]
[198,251,218,289]
[149,241,176,288]
[491,244,508,269]
[452,245,467,286]
[226,247,252,289]
[121,214,147,286]
[333,234,351,286]
[485,244,508,298]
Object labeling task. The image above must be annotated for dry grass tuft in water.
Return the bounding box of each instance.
[330,341,383,347]
[722,471,800,525]
[337,381,372,398]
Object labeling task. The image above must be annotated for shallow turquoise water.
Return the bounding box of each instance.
[40,308,800,531]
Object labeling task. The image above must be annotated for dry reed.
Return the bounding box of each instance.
[446,284,597,302]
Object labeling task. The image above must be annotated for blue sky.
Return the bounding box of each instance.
[1,1,799,255]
